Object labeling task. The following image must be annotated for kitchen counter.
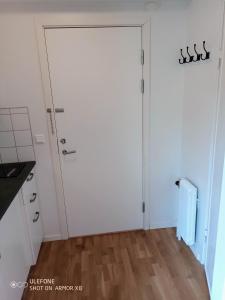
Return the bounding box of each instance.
[0,161,36,220]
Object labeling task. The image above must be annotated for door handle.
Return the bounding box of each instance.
[55,108,64,113]
[30,193,37,203]
[33,212,40,223]
[62,150,76,155]
[27,172,34,182]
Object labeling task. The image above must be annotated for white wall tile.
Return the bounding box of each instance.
[0,132,15,147]
[0,148,18,163]
[0,115,12,131]
[11,113,30,130]
[0,107,35,164]
[10,107,28,114]
[0,109,10,115]
[17,146,35,162]
[14,130,32,146]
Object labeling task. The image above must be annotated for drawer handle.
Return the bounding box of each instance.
[27,172,34,182]
[33,212,40,223]
[30,193,37,203]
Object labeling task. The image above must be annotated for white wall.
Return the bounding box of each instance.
[211,12,225,297]
[0,1,187,239]
[0,14,61,240]
[149,7,185,228]
[181,0,224,284]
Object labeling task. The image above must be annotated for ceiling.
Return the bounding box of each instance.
[0,0,145,2]
[0,0,157,3]
[0,0,189,11]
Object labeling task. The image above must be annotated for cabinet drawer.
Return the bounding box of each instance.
[22,168,43,265]
[25,197,43,265]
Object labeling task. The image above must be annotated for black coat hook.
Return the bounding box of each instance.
[201,41,210,60]
[179,49,187,64]
[186,46,194,63]
[193,43,201,62]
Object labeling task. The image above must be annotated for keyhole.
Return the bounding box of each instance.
[60,138,66,144]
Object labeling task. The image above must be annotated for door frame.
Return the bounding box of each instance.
[35,13,151,239]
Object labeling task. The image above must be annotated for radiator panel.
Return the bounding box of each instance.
[177,179,198,246]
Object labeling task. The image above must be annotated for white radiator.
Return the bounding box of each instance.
[177,178,198,246]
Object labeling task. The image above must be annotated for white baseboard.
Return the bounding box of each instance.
[150,219,177,230]
[205,266,212,297]
[44,222,177,241]
[43,234,62,242]
[190,244,202,264]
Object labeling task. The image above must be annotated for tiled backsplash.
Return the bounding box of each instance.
[0,107,35,163]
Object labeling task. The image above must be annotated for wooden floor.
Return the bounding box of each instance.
[23,228,209,300]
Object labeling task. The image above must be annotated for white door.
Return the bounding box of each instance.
[45,27,143,237]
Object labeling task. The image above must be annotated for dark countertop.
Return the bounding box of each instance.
[0,161,36,220]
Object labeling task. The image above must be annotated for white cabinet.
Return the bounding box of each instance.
[0,194,30,300]
[0,166,43,299]
[22,169,43,265]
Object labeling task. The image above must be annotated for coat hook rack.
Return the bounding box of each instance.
[186,46,194,63]
[178,41,211,65]
[179,49,187,64]
[193,44,201,62]
[201,41,210,60]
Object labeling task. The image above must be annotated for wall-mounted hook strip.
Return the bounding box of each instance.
[179,49,187,64]
[193,43,201,62]
[201,41,210,60]
[186,46,194,63]
[179,42,210,65]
